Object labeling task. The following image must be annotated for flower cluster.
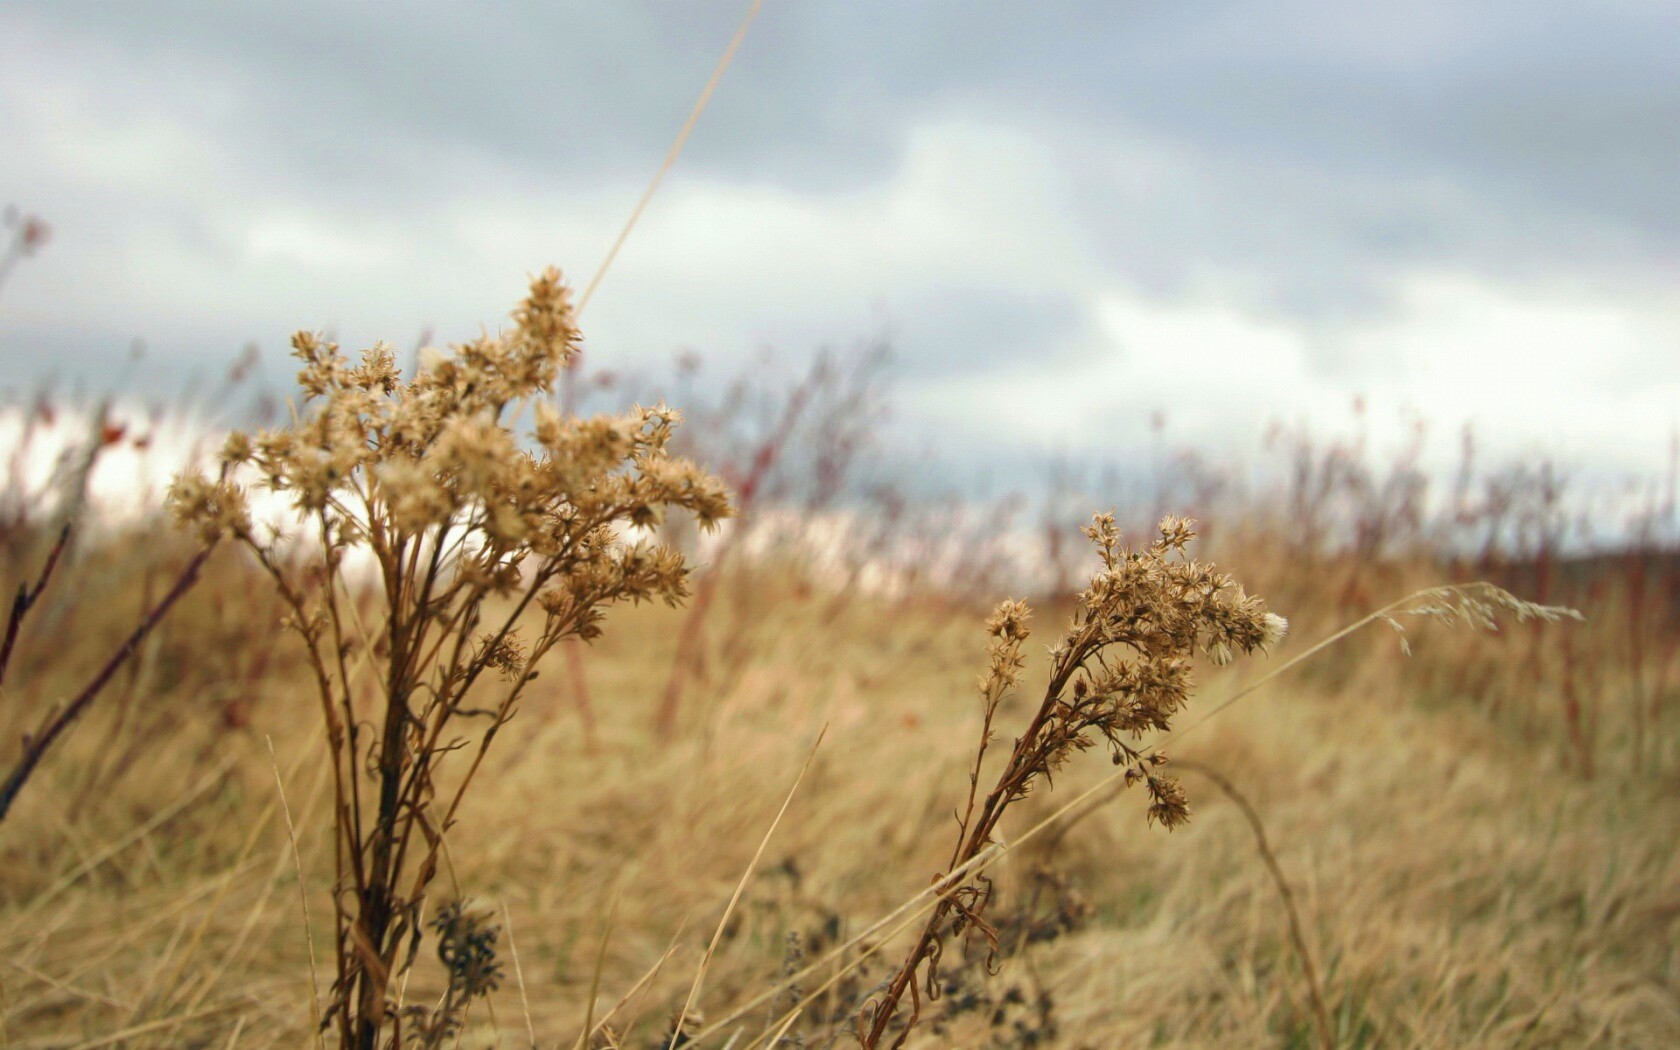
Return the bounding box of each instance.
[1033,513,1286,826]
[862,514,1283,1048]
[167,268,732,1047]
[431,900,503,999]
[174,269,727,557]
[400,901,504,1049]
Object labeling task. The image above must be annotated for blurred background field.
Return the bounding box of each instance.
[0,350,1676,1047]
[3,2,1678,1046]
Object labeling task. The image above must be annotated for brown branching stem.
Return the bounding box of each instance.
[860,645,1098,1048]
[0,541,217,823]
[860,517,1286,1048]
[1176,759,1335,1050]
[0,523,71,687]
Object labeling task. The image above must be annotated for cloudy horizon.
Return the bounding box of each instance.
[2,0,1675,495]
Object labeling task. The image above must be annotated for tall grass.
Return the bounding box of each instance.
[3,437,1673,1045]
[8,290,1676,1044]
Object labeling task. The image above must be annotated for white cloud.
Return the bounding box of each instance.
[3,2,1674,497]
[901,268,1679,478]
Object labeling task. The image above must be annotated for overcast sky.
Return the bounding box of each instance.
[2,0,1675,491]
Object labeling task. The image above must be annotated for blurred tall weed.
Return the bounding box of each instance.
[0,208,228,827]
[856,513,1288,1047]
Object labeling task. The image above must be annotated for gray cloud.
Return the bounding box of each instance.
[2,0,1675,481]
[16,1,1672,223]
[881,287,1092,380]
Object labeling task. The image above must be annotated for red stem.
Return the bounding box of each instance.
[0,542,217,823]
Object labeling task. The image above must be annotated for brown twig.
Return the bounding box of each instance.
[0,523,72,687]
[0,542,217,823]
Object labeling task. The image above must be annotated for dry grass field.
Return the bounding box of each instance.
[1,272,1676,1049]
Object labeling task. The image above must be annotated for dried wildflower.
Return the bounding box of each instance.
[220,430,253,464]
[1144,773,1190,830]
[166,473,251,545]
[431,900,503,998]
[474,632,527,682]
[976,599,1031,695]
[861,514,1280,1048]
[398,901,502,1049]
[169,268,731,1050]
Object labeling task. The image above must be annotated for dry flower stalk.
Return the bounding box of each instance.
[859,513,1286,1048]
[0,523,218,824]
[169,268,731,1050]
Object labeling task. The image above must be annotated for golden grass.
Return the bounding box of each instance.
[1,541,1675,1047]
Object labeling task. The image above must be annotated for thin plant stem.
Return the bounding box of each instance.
[574,0,763,324]
[503,902,537,1050]
[0,523,71,686]
[574,896,620,1050]
[670,728,827,1047]
[0,543,217,823]
[269,735,328,1050]
[1177,760,1334,1050]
